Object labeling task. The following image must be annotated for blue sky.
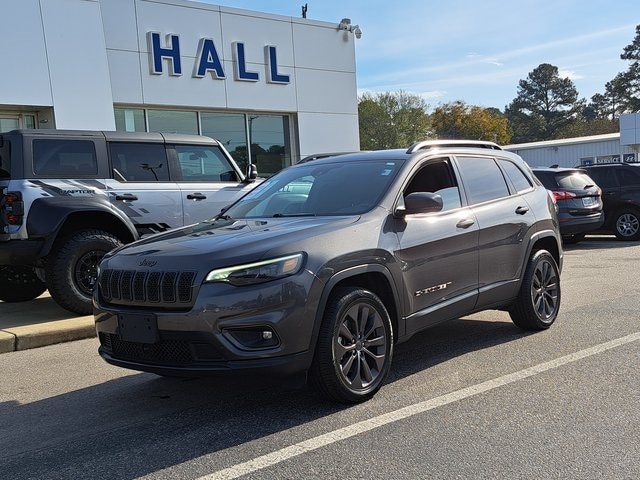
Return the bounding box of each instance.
[204,0,639,111]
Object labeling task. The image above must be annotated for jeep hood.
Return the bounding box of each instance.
[101,216,358,271]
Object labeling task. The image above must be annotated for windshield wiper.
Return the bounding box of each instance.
[272,212,316,217]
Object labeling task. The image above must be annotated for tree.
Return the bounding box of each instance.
[587,74,629,120]
[587,24,640,119]
[358,91,431,150]
[505,63,584,142]
[618,24,640,112]
[431,101,511,144]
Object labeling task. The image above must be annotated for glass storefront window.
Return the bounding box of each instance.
[112,108,293,175]
[248,114,290,176]
[147,110,198,135]
[114,108,146,132]
[200,112,248,172]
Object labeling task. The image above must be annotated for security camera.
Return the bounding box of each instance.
[338,18,351,30]
[352,25,362,39]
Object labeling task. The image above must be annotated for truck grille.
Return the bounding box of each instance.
[99,268,197,305]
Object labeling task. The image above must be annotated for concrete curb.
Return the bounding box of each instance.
[0,317,95,354]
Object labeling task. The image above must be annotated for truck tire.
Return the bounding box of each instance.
[46,229,122,315]
[0,266,47,302]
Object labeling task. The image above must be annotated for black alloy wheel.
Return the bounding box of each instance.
[311,287,393,403]
[509,250,560,330]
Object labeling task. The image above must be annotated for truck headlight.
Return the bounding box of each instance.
[205,253,304,286]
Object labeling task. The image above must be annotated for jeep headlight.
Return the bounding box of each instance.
[205,253,304,286]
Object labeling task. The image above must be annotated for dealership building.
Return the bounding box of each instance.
[0,0,361,174]
[4,0,640,174]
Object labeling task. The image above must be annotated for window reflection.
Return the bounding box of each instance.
[148,110,198,135]
[201,113,247,171]
[249,115,290,176]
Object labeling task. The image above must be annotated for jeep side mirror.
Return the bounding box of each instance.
[401,192,444,215]
[245,163,258,183]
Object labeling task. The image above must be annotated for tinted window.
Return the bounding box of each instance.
[457,156,509,204]
[226,160,402,218]
[404,159,461,211]
[617,167,640,187]
[585,168,617,188]
[109,142,169,182]
[33,139,98,177]
[175,145,238,182]
[499,159,532,193]
[0,137,10,179]
[555,172,597,189]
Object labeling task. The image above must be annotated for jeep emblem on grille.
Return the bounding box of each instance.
[138,259,158,267]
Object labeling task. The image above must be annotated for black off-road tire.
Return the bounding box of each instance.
[45,229,122,315]
[509,250,561,330]
[310,287,393,404]
[0,266,47,302]
[613,208,640,241]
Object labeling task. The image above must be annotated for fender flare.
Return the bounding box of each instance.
[307,263,403,360]
[26,196,139,257]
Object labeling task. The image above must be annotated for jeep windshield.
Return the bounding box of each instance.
[222,159,403,218]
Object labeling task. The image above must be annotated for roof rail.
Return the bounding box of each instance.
[406,139,503,154]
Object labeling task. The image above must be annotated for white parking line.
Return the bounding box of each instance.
[198,332,640,480]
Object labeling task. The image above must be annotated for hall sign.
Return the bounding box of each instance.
[147,32,290,84]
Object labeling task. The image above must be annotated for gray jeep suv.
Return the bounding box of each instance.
[94,140,563,403]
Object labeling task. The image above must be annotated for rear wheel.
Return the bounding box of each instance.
[310,287,393,404]
[509,250,560,330]
[613,208,640,241]
[46,229,122,315]
[0,265,47,302]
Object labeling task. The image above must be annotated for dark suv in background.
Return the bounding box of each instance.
[580,163,640,241]
[532,167,603,244]
[94,140,563,404]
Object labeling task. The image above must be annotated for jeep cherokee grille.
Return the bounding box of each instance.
[99,269,196,305]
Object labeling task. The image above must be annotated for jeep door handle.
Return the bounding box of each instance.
[187,192,207,200]
[115,193,138,201]
[515,206,529,215]
[456,218,475,229]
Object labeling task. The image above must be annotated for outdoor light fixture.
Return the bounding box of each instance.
[337,18,362,39]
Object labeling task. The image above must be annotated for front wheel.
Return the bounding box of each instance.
[0,266,47,302]
[310,287,393,404]
[509,250,561,330]
[613,208,640,241]
[45,230,122,315]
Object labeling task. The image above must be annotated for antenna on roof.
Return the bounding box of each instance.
[302,3,308,18]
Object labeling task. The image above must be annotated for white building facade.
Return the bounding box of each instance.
[0,0,361,174]
[505,114,640,168]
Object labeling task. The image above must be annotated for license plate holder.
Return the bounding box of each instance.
[118,313,159,344]
[582,197,596,207]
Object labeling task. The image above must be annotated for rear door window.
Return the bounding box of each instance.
[33,139,98,177]
[456,156,510,204]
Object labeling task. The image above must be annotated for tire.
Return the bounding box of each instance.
[45,229,122,315]
[509,250,561,330]
[562,233,585,245]
[613,208,640,241]
[310,287,393,404]
[0,266,47,302]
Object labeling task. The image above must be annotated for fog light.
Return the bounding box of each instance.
[223,327,279,350]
